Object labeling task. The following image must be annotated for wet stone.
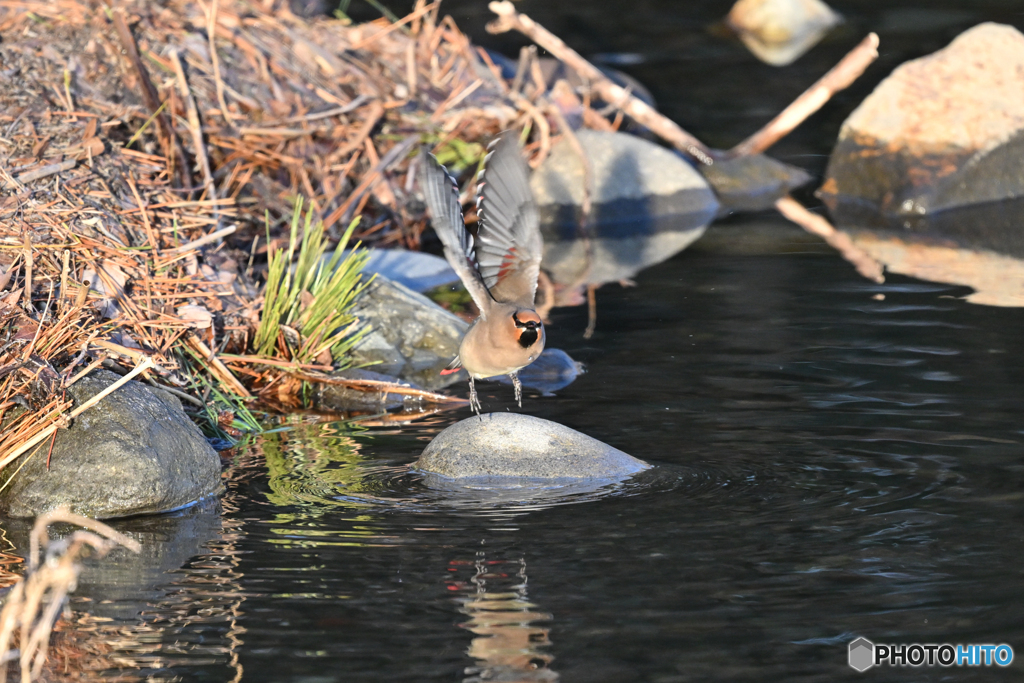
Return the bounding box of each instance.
[350,275,468,390]
[415,412,650,480]
[0,370,221,520]
[700,154,812,213]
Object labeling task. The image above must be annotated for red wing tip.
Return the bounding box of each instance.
[439,368,461,375]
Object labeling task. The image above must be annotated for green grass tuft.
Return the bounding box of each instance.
[254,199,371,366]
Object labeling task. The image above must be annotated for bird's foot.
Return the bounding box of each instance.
[468,377,482,414]
[510,372,522,408]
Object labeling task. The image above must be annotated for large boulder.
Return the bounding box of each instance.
[415,412,650,480]
[349,275,468,389]
[0,370,221,519]
[820,23,1024,217]
[531,130,718,286]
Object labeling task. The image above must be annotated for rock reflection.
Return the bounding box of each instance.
[449,554,558,683]
[26,463,255,681]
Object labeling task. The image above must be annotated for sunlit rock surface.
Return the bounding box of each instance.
[531,130,718,287]
[726,0,842,66]
[0,371,221,519]
[415,412,650,480]
[820,23,1024,216]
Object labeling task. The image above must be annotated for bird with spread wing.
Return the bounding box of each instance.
[420,132,545,414]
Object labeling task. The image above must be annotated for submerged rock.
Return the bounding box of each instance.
[531,130,718,286]
[727,0,842,66]
[820,23,1024,217]
[313,367,434,412]
[700,154,812,213]
[0,370,221,519]
[415,412,650,480]
[494,348,584,395]
[350,275,468,389]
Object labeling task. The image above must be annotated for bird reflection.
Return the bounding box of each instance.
[449,553,558,683]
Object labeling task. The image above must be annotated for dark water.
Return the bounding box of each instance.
[8,2,1024,681]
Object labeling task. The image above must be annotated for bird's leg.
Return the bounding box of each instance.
[468,376,481,414]
[510,371,522,407]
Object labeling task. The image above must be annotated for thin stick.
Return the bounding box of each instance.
[170,49,219,217]
[289,372,469,403]
[165,225,237,254]
[584,283,597,339]
[0,358,156,473]
[730,34,880,158]
[183,334,251,398]
[774,196,885,283]
[487,1,713,165]
[22,232,31,309]
[207,0,234,125]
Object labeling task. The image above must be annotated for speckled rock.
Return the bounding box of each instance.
[415,412,650,479]
[0,370,221,519]
[349,275,468,389]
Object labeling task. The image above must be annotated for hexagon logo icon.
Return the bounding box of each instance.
[849,637,875,672]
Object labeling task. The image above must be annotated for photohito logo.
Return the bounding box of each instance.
[848,637,1013,671]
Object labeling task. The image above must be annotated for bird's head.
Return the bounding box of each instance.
[511,310,543,349]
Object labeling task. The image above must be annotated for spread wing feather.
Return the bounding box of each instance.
[475,133,542,308]
[419,150,494,316]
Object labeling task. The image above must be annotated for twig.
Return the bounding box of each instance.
[207,0,234,125]
[584,284,597,339]
[182,334,251,398]
[774,196,885,283]
[112,9,187,186]
[487,1,713,164]
[4,160,76,189]
[289,371,469,403]
[165,225,237,254]
[730,34,880,157]
[351,1,438,49]
[170,49,219,218]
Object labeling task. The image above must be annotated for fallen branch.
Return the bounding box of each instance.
[487,0,713,164]
[729,33,880,157]
[774,196,884,283]
[290,371,469,404]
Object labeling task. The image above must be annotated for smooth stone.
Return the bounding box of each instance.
[0,370,222,519]
[700,154,812,213]
[350,274,468,390]
[531,129,718,286]
[415,412,650,480]
[727,0,842,66]
[820,23,1024,216]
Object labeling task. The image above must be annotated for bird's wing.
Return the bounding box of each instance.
[474,132,543,308]
[419,150,494,316]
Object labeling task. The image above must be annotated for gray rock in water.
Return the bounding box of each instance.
[415,412,650,479]
[350,275,468,389]
[531,129,718,285]
[0,370,221,519]
[313,367,432,412]
[318,248,458,293]
[700,154,812,213]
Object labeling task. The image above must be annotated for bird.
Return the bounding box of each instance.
[420,132,545,414]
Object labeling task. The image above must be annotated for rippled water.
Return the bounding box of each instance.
[6,1,1024,680]
[19,234,1020,682]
